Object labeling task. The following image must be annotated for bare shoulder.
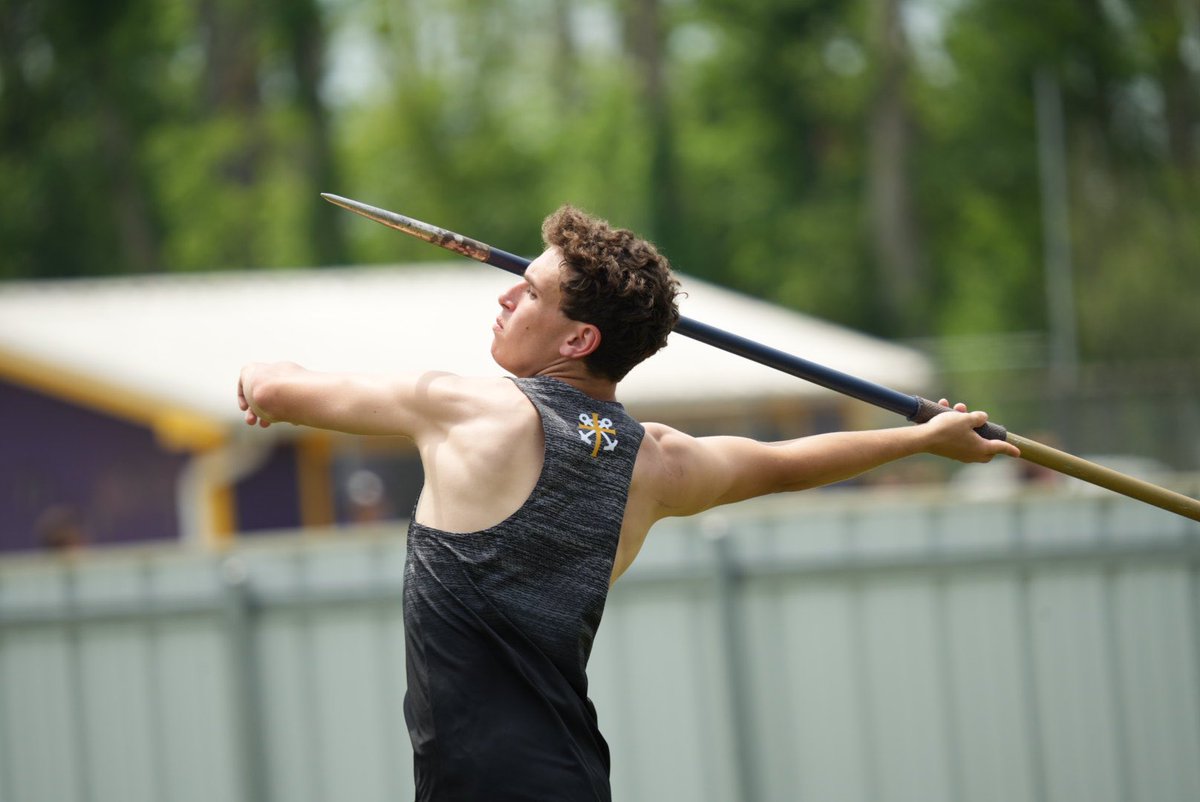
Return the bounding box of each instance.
[415,373,526,420]
[405,374,532,434]
[630,422,713,519]
[634,422,692,476]
[614,423,717,581]
[631,421,776,520]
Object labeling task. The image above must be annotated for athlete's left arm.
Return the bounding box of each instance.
[643,403,1020,519]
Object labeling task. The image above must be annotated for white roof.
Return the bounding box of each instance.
[0,262,932,431]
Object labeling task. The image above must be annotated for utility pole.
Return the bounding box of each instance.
[1034,68,1080,445]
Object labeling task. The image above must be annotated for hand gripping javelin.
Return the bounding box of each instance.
[321,193,1200,523]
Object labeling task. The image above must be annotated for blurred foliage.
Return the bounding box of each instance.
[1,0,1197,361]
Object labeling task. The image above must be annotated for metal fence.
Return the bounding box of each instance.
[1,488,1198,802]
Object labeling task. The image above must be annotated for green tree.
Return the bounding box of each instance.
[925,0,1200,358]
[0,0,347,277]
[0,0,172,276]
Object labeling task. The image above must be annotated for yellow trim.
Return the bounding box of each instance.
[0,345,226,451]
[297,434,335,528]
[207,482,237,546]
[153,409,227,451]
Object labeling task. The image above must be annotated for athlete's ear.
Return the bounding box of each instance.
[560,323,601,360]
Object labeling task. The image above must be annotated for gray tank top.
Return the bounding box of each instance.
[403,376,644,801]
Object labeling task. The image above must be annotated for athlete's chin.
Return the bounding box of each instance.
[490,343,518,375]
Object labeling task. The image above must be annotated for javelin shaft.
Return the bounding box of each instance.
[1008,435,1200,520]
[321,193,1200,522]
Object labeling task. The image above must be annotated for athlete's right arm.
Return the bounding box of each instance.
[237,361,469,437]
[636,409,1016,521]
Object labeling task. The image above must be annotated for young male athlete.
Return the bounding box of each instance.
[237,206,1019,801]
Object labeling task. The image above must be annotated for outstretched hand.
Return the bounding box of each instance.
[921,399,1021,463]
[237,369,272,428]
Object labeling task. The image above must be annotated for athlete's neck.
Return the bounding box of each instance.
[533,368,618,403]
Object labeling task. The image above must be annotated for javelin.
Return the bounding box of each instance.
[321,193,1200,523]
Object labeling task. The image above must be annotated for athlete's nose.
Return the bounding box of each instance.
[499,282,519,309]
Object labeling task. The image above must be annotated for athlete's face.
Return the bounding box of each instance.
[491,248,580,376]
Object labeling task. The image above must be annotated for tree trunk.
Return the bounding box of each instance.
[553,0,580,109]
[624,0,683,259]
[275,0,348,266]
[866,0,925,335]
[199,0,264,187]
[97,92,162,272]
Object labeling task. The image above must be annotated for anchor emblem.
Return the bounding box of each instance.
[577,412,618,458]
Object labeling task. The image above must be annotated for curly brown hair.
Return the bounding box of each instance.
[541,206,681,382]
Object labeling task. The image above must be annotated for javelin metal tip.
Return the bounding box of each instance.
[321,192,417,229]
[322,192,497,265]
[320,193,360,212]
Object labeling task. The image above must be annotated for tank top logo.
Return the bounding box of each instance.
[577,412,618,457]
